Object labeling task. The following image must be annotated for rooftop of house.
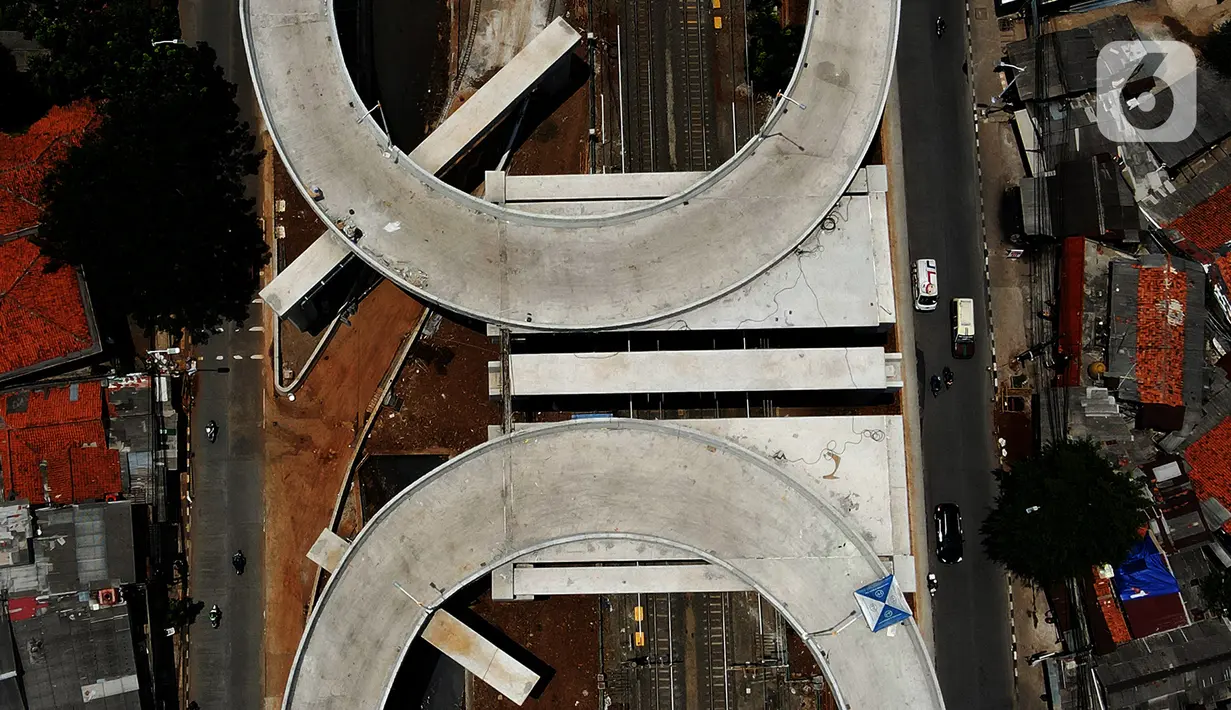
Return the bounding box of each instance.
[1096,617,1231,710]
[1005,14,1136,102]
[1093,572,1132,645]
[1169,183,1231,252]
[0,381,122,505]
[1106,255,1206,427]
[1185,416,1231,533]
[0,235,102,383]
[1135,261,1188,408]
[7,591,142,709]
[0,100,97,235]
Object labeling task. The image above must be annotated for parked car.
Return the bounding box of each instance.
[934,503,964,564]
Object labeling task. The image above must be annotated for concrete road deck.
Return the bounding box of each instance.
[282,420,944,709]
[241,0,900,329]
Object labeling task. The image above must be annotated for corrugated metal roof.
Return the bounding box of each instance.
[1106,260,1140,384]
[1130,68,1231,170]
[38,503,135,595]
[1007,15,1137,102]
[1096,618,1231,709]
[11,597,143,709]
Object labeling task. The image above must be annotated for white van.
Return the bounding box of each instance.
[951,297,976,359]
[912,259,938,311]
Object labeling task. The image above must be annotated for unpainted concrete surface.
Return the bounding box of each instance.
[282,420,945,709]
[241,0,901,328]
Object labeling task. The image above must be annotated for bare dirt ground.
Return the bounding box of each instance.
[271,152,329,379]
[468,592,601,709]
[363,314,501,455]
[261,280,425,704]
[1048,0,1231,36]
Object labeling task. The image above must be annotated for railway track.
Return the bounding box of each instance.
[679,0,711,171]
[646,594,682,710]
[702,593,730,710]
[622,0,656,171]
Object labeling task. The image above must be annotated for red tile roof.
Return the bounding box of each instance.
[1215,252,1231,293]
[1135,261,1187,407]
[1169,183,1231,251]
[0,236,99,380]
[1092,572,1132,644]
[1186,416,1231,532]
[0,101,98,235]
[0,381,121,504]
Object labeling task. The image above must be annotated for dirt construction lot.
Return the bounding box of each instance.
[262,280,425,705]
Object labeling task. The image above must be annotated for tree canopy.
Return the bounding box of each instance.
[980,439,1152,586]
[3,0,269,339]
[0,44,51,132]
[747,0,804,96]
[1199,566,1231,618]
[37,42,268,339]
[0,0,179,102]
[1204,20,1231,79]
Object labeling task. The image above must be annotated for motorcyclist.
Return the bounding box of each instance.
[936,17,946,37]
[204,420,218,443]
[209,604,221,628]
[943,366,954,388]
[930,374,943,397]
[232,549,246,575]
[927,573,938,597]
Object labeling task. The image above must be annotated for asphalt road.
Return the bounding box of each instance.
[895,1,1015,707]
[178,0,268,705]
[187,321,266,708]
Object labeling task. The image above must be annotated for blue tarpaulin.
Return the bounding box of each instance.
[1114,538,1180,601]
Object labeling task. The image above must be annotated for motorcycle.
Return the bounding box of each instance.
[927,573,938,597]
[209,604,221,629]
[232,550,246,576]
[930,374,943,398]
[943,366,954,389]
[936,16,946,37]
[204,420,218,443]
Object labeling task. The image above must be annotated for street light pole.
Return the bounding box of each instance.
[151,39,185,47]
[775,91,807,111]
[991,64,1027,106]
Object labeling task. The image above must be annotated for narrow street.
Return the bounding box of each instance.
[179,0,268,706]
[894,0,1015,707]
[185,320,267,709]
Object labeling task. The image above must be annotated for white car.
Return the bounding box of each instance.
[912,259,938,311]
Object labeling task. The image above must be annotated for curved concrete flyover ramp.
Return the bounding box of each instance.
[283,420,945,709]
[242,0,900,330]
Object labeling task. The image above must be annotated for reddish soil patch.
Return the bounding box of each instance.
[261,280,425,703]
[270,152,329,378]
[505,0,591,176]
[469,593,601,709]
[363,314,501,455]
[271,152,325,264]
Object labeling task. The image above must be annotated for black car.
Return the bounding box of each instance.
[934,503,964,564]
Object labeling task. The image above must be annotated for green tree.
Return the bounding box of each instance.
[980,439,1152,586]
[746,0,804,95]
[0,44,51,132]
[0,0,179,102]
[37,43,269,340]
[1199,567,1231,618]
[1204,20,1231,79]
